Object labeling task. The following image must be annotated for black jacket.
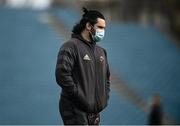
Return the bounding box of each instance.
[55,34,110,113]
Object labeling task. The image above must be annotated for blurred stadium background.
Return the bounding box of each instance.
[0,0,180,125]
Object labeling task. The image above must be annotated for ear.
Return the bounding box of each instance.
[86,22,92,31]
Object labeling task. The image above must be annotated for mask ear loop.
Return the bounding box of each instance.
[89,25,96,42]
[89,24,96,35]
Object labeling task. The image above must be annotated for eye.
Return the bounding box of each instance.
[98,26,105,29]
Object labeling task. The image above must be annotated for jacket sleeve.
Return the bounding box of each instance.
[106,60,110,100]
[104,49,111,100]
[55,42,77,96]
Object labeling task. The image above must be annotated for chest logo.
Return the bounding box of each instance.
[83,54,91,61]
[100,56,104,62]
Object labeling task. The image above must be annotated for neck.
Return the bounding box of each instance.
[81,31,91,42]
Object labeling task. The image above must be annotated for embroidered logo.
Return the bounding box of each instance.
[100,56,104,62]
[83,54,91,61]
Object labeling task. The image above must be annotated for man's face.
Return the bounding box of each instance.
[86,18,106,33]
[93,18,106,30]
[90,18,106,42]
[86,18,106,32]
[85,17,106,42]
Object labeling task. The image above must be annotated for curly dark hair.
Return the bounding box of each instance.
[72,7,105,35]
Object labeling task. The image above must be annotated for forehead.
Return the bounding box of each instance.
[95,18,106,28]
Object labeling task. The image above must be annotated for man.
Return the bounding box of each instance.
[55,7,110,125]
[149,94,163,125]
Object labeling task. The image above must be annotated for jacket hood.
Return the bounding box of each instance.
[71,34,96,47]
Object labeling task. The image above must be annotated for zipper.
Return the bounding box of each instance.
[91,45,100,112]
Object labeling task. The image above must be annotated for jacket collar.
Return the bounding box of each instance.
[71,34,96,47]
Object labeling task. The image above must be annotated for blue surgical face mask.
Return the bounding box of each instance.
[91,28,105,42]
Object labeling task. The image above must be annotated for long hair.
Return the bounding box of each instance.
[72,7,105,35]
